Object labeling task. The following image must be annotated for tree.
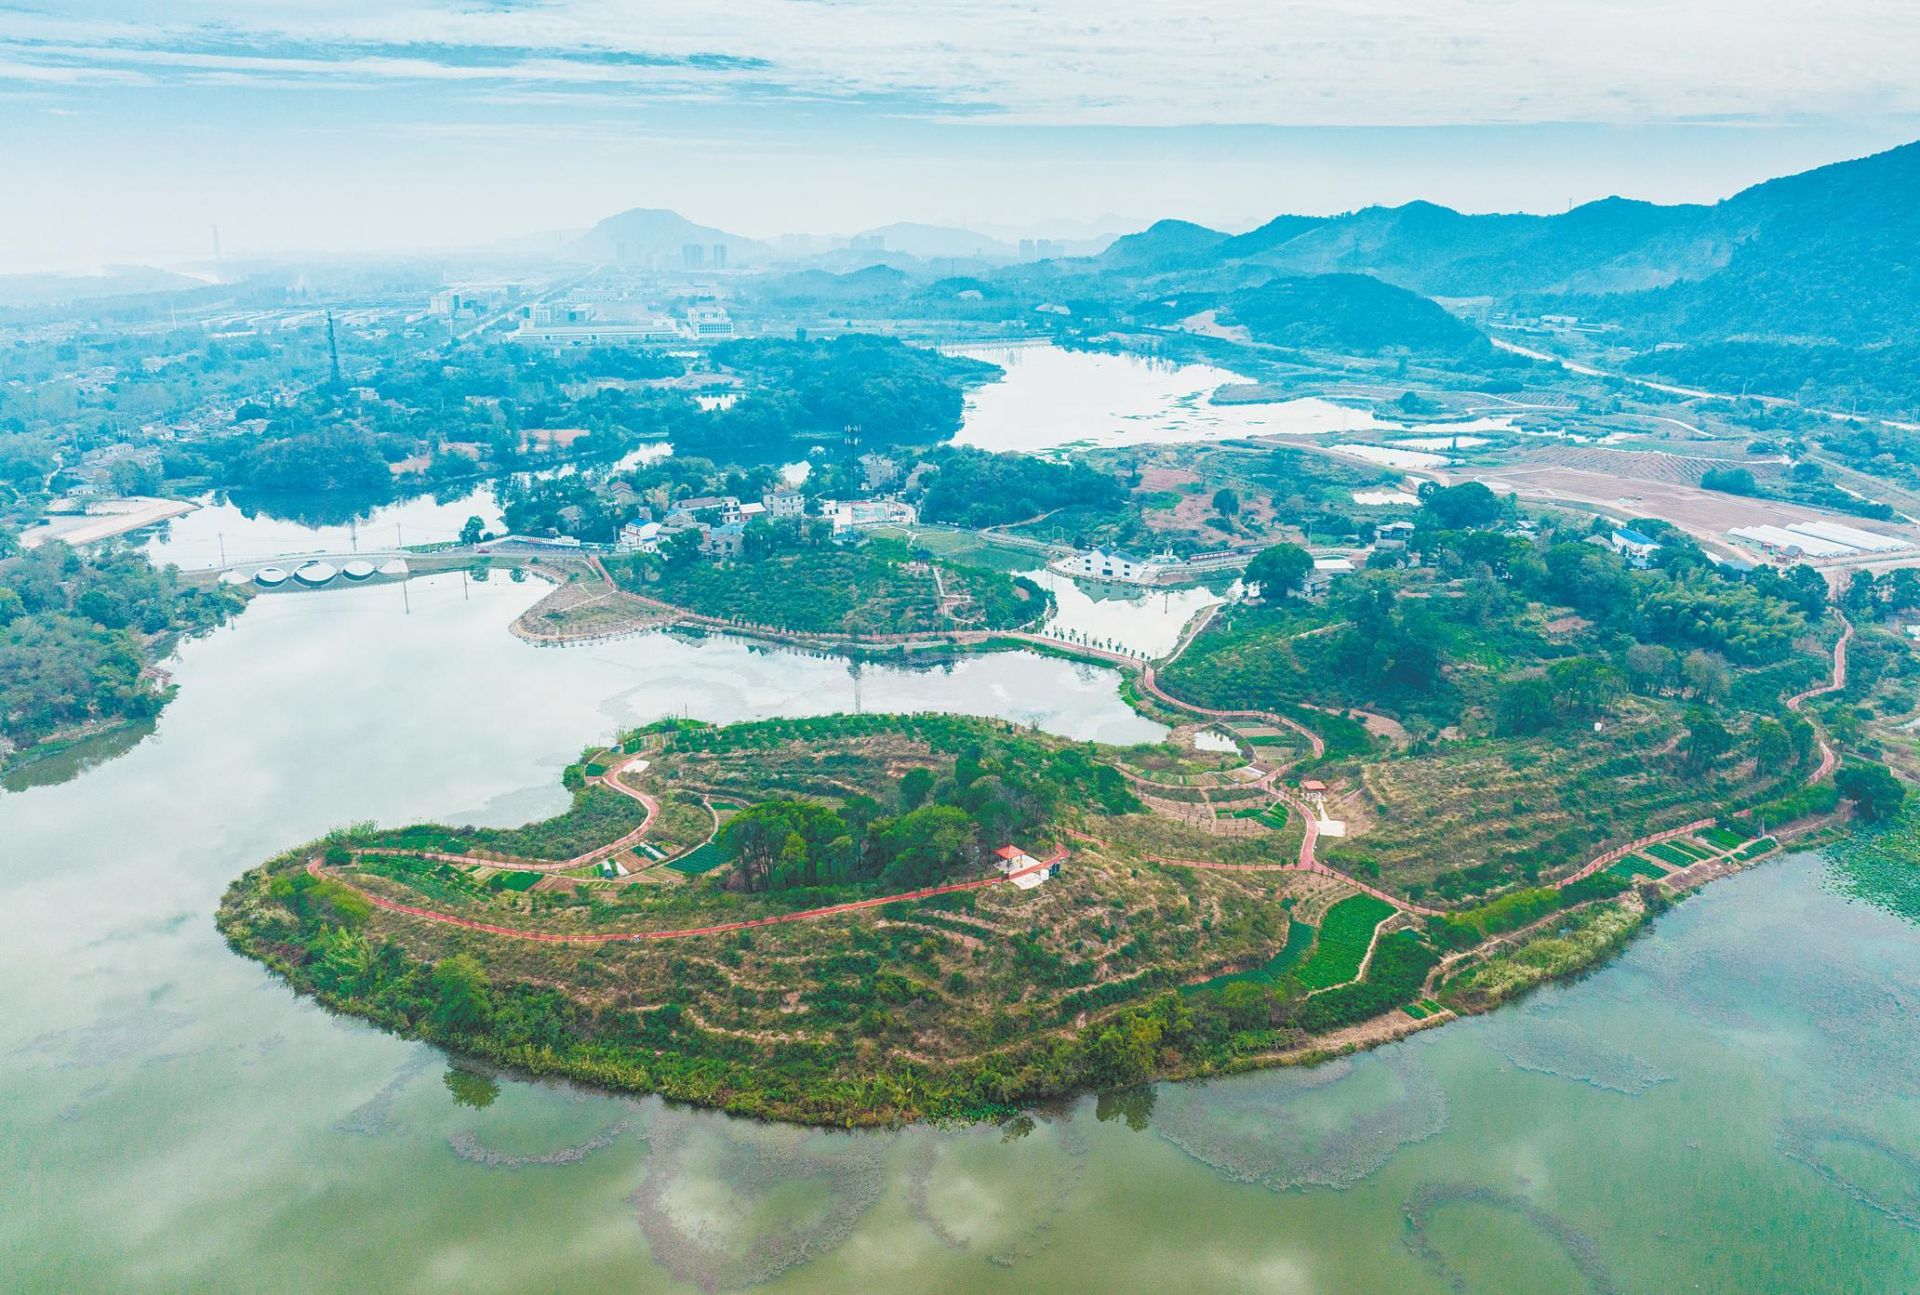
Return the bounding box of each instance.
[1245,542,1313,601]
[1837,761,1906,822]
[1682,707,1733,770]
[1546,658,1625,720]
[1494,675,1556,736]
[1701,466,1759,495]
[899,766,936,811]
[1752,718,1793,773]
[1681,649,1731,703]
[429,954,493,1035]
[1417,481,1502,529]
[459,515,488,546]
[1624,643,1679,695]
[1211,488,1240,516]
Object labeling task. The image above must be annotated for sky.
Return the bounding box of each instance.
[2,0,1918,270]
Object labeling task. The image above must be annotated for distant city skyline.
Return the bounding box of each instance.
[3,1,1917,270]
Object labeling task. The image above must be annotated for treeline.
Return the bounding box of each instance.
[716,724,1139,893]
[915,446,1126,528]
[681,335,999,456]
[0,540,243,756]
[610,533,1048,637]
[1167,501,1826,731]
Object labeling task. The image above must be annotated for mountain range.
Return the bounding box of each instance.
[1098,141,1920,354]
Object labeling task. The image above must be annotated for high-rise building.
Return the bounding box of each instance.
[681,243,706,270]
[711,243,727,270]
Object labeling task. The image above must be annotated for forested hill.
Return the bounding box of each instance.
[1092,140,1920,407]
[1138,274,1498,362]
[1099,141,1918,319]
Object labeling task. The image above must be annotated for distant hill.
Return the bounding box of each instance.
[566,208,764,266]
[854,223,1017,260]
[1099,219,1230,272]
[757,264,916,305]
[1221,274,1493,359]
[0,265,208,308]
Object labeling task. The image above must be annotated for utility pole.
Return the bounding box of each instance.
[326,310,342,387]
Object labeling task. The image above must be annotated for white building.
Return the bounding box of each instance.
[763,489,805,519]
[685,304,734,338]
[618,520,664,553]
[1066,548,1177,585]
[819,498,917,535]
[513,317,683,348]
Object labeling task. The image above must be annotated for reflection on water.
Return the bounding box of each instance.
[1022,566,1226,658]
[146,482,505,569]
[5,567,1920,1292]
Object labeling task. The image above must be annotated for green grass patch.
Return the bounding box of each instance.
[666,840,730,875]
[485,869,542,892]
[1185,919,1314,994]
[1295,895,1395,990]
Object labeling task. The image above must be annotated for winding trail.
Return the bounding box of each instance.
[352,751,662,876]
[1786,610,1853,783]
[313,848,1068,944]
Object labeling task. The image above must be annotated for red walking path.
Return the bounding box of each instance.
[311,847,1068,944]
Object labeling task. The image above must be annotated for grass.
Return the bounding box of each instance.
[357,854,486,906]
[1185,918,1315,994]
[1293,894,1395,991]
[665,840,730,875]
[486,869,542,892]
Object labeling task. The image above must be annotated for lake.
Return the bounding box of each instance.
[6,571,1919,1292]
[951,344,1513,454]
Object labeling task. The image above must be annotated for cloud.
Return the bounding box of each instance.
[0,0,1916,126]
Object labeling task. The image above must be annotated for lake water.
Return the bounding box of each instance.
[1022,566,1226,658]
[7,572,1920,1291]
[146,483,506,570]
[952,345,1514,454]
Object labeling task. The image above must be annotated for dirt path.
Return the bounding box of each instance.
[1787,610,1853,783]
[313,848,1067,944]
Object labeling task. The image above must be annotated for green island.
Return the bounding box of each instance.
[216,491,1900,1123]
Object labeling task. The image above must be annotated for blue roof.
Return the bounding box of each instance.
[1614,528,1658,547]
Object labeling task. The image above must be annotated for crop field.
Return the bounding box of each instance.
[1607,856,1667,882]
[1645,841,1701,867]
[1294,894,1395,991]
[485,869,542,892]
[1699,825,1750,850]
[665,841,729,875]
[1667,838,1715,860]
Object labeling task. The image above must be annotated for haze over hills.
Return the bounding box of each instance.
[853,223,1019,260]
[565,208,767,266]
